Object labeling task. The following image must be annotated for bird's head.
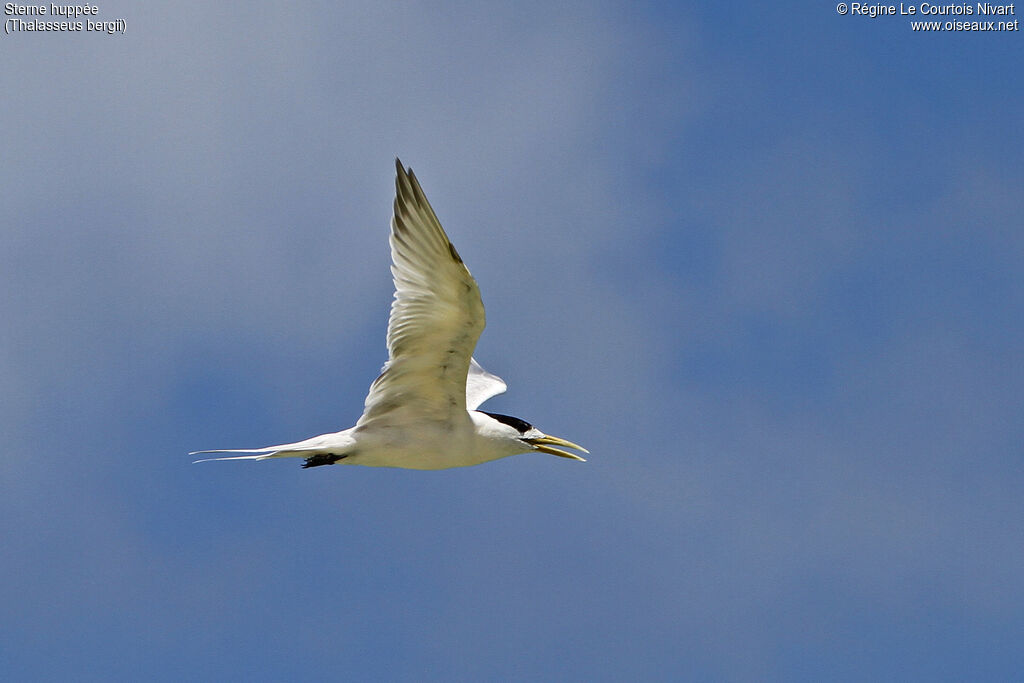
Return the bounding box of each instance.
[476,411,588,461]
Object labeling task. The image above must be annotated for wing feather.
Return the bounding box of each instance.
[357,159,485,428]
[466,357,507,410]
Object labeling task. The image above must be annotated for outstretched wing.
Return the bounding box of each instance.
[466,357,506,410]
[357,159,486,428]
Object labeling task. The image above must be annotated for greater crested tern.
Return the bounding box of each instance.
[191,159,587,470]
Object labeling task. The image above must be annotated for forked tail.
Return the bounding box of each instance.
[189,448,297,464]
[191,430,356,467]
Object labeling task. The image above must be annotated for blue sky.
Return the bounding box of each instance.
[2,1,1021,680]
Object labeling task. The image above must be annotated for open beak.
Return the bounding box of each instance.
[526,434,589,462]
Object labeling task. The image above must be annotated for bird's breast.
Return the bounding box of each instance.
[349,417,503,470]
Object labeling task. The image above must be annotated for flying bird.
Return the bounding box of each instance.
[191,159,587,470]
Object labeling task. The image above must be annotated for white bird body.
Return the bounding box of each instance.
[191,159,587,470]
